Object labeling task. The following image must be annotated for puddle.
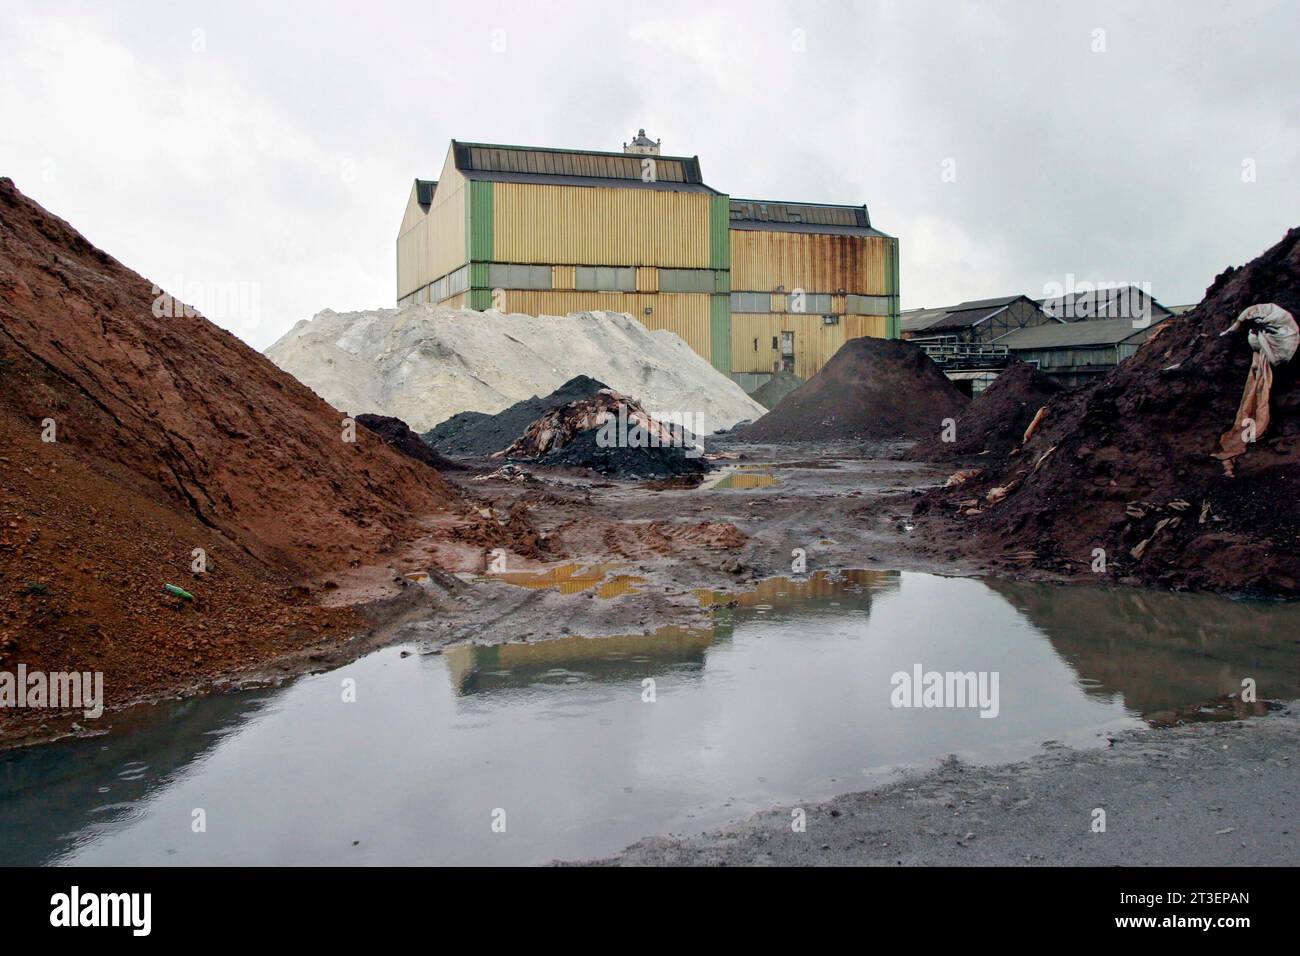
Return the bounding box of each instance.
[1,571,1297,866]
[479,562,644,598]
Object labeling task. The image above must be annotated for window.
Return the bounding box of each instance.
[660,269,714,293]
[576,266,635,292]
[730,291,769,313]
[790,292,832,314]
[847,294,891,314]
[488,263,551,290]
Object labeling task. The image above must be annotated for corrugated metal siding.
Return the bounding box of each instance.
[636,267,658,292]
[396,164,468,301]
[552,265,576,290]
[709,195,730,270]
[492,183,712,267]
[467,180,494,261]
[709,295,730,374]
[730,230,890,294]
[729,313,890,379]
[493,290,712,361]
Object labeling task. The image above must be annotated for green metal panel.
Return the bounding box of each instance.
[467,180,494,262]
[467,288,493,310]
[709,294,731,374]
[712,269,731,294]
[709,195,731,270]
[469,262,491,288]
[887,237,901,339]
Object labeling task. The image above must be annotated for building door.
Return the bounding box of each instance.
[780,331,795,373]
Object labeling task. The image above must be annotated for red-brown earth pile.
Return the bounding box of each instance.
[0,178,471,731]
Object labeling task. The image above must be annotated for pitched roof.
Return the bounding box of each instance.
[729,199,889,237]
[450,140,719,194]
[1001,315,1169,350]
[1037,285,1173,321]
[899,295,1035,333]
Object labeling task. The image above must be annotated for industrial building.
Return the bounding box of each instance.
[396,134,899,386]
[998,315,1171,387]
[901,291,1174,391]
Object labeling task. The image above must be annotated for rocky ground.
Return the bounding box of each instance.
[579,700,1300,866]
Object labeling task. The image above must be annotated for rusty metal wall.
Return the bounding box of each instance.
[730,230,891,294]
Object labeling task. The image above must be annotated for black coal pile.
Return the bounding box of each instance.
[356,414,462,470]
[422,375,609,457]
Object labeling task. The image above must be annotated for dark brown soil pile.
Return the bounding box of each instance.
[742,338,969,442]
[910,360,1064,460]
[913,227,1300,597]
[423,375,609,457]
[0,178,470,731]
[356,414,462,470]
[750,370,804,410]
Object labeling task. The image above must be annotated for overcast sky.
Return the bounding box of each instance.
[3,0,1296,349]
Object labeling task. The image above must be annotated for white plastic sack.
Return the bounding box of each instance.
[1219,303,1298,366]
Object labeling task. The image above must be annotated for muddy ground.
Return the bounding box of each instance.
[580,700,1300,866]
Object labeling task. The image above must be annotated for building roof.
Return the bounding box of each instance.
[450,140,720,194]
[1037,285,1173,322]
[1000,315,1169,350]
[729,199,889,238]
[626,129,658,147]
[900,295,1035,334]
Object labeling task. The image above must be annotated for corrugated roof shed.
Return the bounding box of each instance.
[899,295,1032,333]
[1001,316,1168,349]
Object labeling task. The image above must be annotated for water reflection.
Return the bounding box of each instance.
[0,571,1295,866]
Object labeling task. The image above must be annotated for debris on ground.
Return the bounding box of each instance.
[910,360,1064,461]
[356,413,463,470]
[741,338,969,443]
[912,226,1300,596]
[424,375,608,457]
[494,389,710,479]
[266,307,765,433]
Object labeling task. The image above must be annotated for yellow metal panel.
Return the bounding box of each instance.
[730,312,887,379]
[397,156,468,301]
[497,291,712,362]
[493,183,712,267]
[636,266,659,292]
[552,265,576,290]
[731,230,890,294]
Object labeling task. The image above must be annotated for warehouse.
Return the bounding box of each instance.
[899,295,1057,345]
[999,314,1171,387]
[396,135,899,385]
